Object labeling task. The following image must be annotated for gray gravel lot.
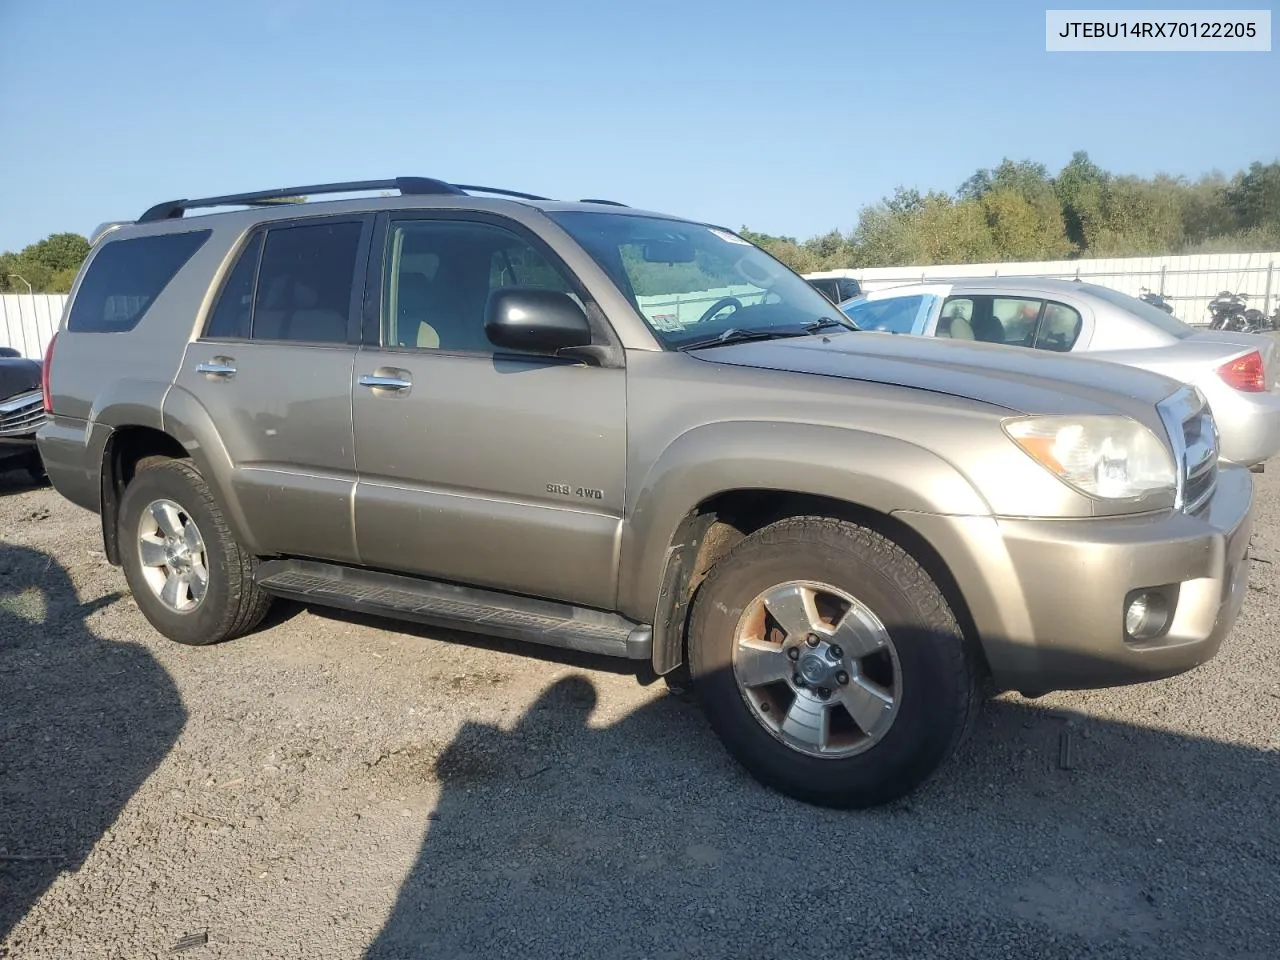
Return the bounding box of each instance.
[1,467,1278,960]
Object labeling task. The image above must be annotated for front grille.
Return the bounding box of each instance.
[1158,387,1218,515]
[0,390,45,438]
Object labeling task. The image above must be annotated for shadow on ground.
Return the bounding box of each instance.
[0,540,185,948]
[366,674,1279,960]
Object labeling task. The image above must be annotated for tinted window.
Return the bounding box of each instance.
[1034,301,1083,352]
[66,230,210,333]
[841,294,933,334]
[251,221,362,343]
[382,220,574,352]
[204,233,262,339]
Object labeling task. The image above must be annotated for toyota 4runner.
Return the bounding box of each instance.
[37,177,1254,808]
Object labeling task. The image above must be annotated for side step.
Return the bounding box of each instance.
[255,559,652,660]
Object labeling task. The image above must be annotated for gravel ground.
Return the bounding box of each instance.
[1,467,1278,960]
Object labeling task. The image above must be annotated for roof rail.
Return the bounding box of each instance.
[137,178,630,222]
[453,184,552,202]
[137,177,465,222]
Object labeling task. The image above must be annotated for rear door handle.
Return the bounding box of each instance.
[358,372,412,392]
[196,357,236,379]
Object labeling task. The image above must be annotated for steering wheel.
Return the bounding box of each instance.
[698,296,743,325]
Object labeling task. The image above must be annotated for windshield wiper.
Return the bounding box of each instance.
[806,316,857,333]
[678,327,809,351]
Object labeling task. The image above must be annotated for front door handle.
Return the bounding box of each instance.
[358,372,412,392]
[196,357,236,379]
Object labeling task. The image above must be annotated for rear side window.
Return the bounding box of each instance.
[67,230,210,333]
[250,221,363,344]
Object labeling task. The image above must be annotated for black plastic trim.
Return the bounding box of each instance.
[139,177,466,222]
[256,558,652,660]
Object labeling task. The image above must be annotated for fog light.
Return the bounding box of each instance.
[1124,591,1171,641]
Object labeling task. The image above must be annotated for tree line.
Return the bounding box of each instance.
[2,154,1277,292]
[741,152,1280,274]
[0,232,90,294]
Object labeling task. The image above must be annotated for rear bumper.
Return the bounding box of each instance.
[896,463,1254,694]
[36,415,103,512]
[1200,380,1280,467]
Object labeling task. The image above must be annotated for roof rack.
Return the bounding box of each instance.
[137,177,628,222]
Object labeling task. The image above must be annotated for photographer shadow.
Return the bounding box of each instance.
[0,541,185,945]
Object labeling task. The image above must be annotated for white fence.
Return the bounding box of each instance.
[3,249,1277,356]
[1,295,66,359]
[805,250,1280,327]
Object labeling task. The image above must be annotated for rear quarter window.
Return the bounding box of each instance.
[67,230,211,333]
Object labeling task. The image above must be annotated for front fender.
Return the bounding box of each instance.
[616,420,991,622]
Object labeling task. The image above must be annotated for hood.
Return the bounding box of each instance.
[0,357,41,402]
[691,331,1183,417]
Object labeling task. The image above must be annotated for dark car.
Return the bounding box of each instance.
[0,347,47,480]
[805,275,862,304]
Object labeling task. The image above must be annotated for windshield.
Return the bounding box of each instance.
[1086,284,1195,338]
[547,211,846,348]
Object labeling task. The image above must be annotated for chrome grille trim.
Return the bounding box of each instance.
[0,390,46,438]
[1157,386,1218,515]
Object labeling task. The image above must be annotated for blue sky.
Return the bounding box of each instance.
[0,0,1276,251]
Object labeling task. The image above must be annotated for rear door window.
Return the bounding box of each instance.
[204,233,263,340]
[250,221,364,344]
[66,230,211,333]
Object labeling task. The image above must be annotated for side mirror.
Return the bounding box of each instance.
[485,288,593,356]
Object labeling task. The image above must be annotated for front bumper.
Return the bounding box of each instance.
[896,462,1254,694]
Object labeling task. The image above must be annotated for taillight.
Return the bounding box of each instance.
[41,334,57,413]
[1217,350,1266,393]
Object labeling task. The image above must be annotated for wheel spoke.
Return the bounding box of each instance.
[828,604,889,660]
[735,640,793,688]
[837,678,895,738]
[780,695,830,751]
[160,571,187,609]
[149,501,182,540]
[763,584,824,641]
[189,562,209,601]
[183,522,204,553]
[139,535,168,568]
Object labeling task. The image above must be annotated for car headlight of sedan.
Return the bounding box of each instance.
[1003,415,1176,500]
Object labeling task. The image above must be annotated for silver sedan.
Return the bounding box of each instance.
[839,276,1280,468]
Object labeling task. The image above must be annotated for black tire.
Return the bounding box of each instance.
[25,451,48,485]
[118,457,272,646]
[687,516,981,809]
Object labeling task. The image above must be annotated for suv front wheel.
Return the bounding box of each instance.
[118,457,272,646]
[688,516,980,808]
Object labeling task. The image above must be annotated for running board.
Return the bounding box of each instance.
[255,559,652,660]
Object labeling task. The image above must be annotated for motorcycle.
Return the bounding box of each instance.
[1139,287,1174,314]
[1207,291,1251,331]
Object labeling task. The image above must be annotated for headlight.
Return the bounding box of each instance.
[1003,415,1176,500]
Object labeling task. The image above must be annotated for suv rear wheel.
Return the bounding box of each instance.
[687,516,980,808]
[118,457,272,646]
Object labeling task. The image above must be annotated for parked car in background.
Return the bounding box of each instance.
[0,347,47,481]
[804,274,862,304]
[838,277,1280,469]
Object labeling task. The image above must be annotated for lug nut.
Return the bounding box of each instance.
[829,645,843,660]
[787,646,800,661]
[793,673,806,688]
[806,634,821,647]
[836,671,850,685]
[817,687,831,700]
